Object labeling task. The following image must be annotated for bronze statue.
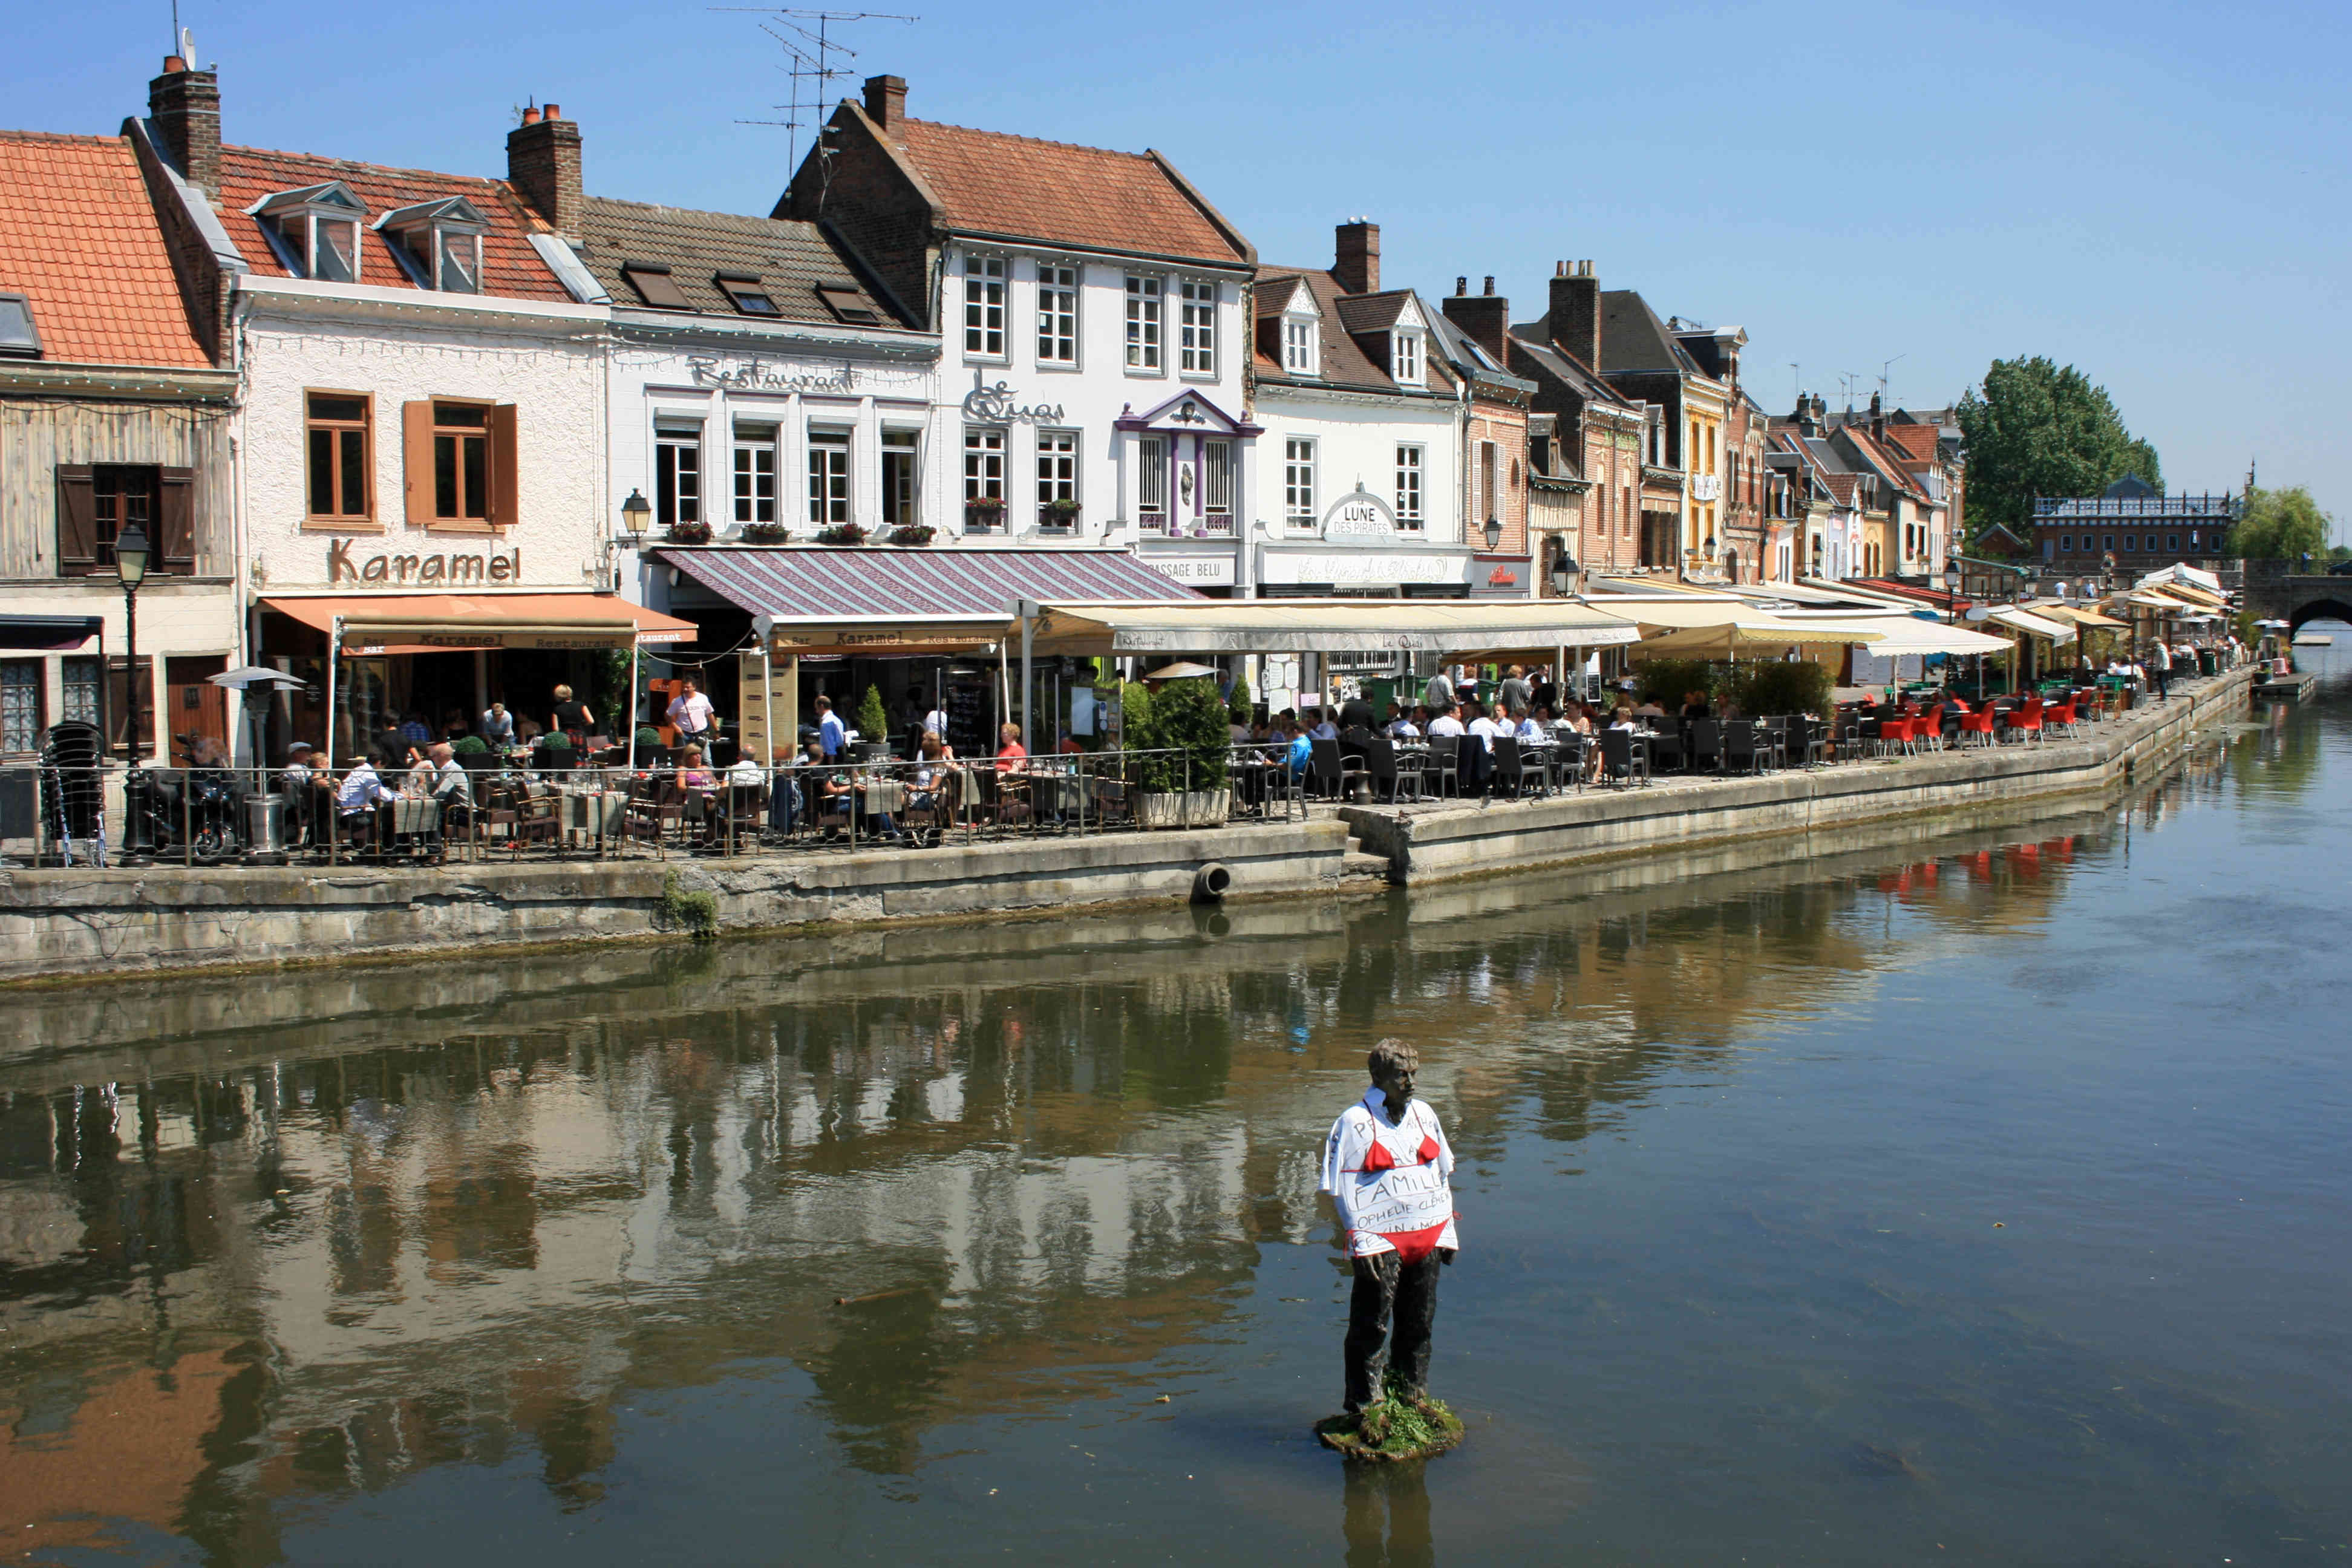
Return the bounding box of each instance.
[1320,1037,1458,1417]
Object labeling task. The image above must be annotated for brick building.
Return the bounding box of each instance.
[1493,261,1646,585]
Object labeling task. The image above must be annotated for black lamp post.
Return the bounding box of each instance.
[615,489,653,589]
[1483,516,1503,553]
[1549,547,1583,599]
[115,520,151,764]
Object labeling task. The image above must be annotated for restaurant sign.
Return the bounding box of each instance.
[1143,552,1237,587]
[960,370,1065,425]
[1322,488,1399,540]
[328,541,521,586]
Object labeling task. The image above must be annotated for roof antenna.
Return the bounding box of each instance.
[1878,353,1906,408]
[714,7,918,197]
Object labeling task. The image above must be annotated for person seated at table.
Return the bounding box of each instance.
[1608,706,1638,731]
[1388,706,1421,740]
[1230,709,1253,744]
[1057,733,1086,756]
[1633,695,1666,719]
[1514,707,1546,747]
[1308,708,1340,743]
[427,741,472,834]
[1427,702,1466,739]
[1680,690,1711,720]
[336,750,397,843]
[1465,701,1504,753]
[994,723,1028,773]
[1717,696,1744,720]
[399,711,433,748]
[909,733,953,814]
[1282,717,1313,781]
[679,743,717,792]
[797,737,853,840]
[400,743,436,797]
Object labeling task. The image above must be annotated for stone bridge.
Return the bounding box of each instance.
[2239,564,2352,633]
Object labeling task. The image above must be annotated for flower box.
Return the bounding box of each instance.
[665,520,713,545]
[964,500,1008,533]
[814,523,867,546]
[1041,498,1083,529]
[890,524,936,546]
[740,521,790,545]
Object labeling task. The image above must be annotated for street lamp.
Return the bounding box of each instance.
[114,520,150,764]
[1549,546,1583,599]
[1482,516,1503,552]
[612,489,653,589]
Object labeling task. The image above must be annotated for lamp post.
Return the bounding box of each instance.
[613,488,652,590]
[1549,547,1583,599]
[1483,516,1503,553]
[115,521,151,764]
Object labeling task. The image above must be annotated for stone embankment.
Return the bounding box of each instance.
[0,669,2247,984]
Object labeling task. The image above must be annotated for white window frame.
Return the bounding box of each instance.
[731,425,777,526]
[1203,439,1235,534]
[1036,428,1079,526]
[1284,438,1317,529]
[806,428,851,528]
[1394,445,1424,530]
[655,426,702,528]
[1037,263,1079,367]
[1283,315,1318,377]
[1125,274,1164,372]
[1178,279,1217,376]
[1137,435,1170,532]
[964,426,1007,532]
[1391,330,1422,388]
[963,254,1006,360]
[881,430,920,530]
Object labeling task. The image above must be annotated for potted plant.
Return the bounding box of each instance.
[1040,497,1082,531]
[815,521,867,546]
[852,684,892,760]
[964,497,1007,532]
[1129,676,1230,828]
[665,519,713,545]
[890,523,936,546]
[740,520,789,544]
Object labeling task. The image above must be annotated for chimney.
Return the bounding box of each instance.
[1797,396,1818,437]
[1333,218,1379,295]
[1868,391,1884,442]
[148,56,220,198]
[1440,274,1509,361]
[864,74,907,129]
[1550,260,1600,370]
[507,99,584,243]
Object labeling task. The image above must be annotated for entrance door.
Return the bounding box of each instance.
[165,656,229,760]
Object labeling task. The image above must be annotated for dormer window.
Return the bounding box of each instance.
[815,284,880,325]
[0,293,40,360]
[249,183,365,283]
[621,262,693,310]
[377,197,491,294]
[716,272,779,316]
[1391,328,1422,387]
[1284,315,1318,376]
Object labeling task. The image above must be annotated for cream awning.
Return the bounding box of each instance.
[1587,595,1756,631]
[2038,604,2131,630]
[1025,598,1643,656]
[1984,606,2077,644]
[1792,615,2011,655]
[1630,613,1888,658]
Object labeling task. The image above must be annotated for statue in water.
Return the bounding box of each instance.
[1317,1037,1464,1458]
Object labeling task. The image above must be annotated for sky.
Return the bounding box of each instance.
[8,0,2347,538]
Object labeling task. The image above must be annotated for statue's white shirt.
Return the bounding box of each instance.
[1320,1086,1459,1259]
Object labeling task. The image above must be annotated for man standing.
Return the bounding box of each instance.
[2148,638,2171,701]
[1497,664,1532,718]
[814,694,846,758]
[1321,1038,1457,1415]
[668,678,716,746]
[1422,668,1455,713]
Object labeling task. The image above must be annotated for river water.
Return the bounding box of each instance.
[3,642,2348,1567]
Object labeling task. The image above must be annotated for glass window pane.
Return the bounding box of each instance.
[435,434,458,518]
[309,394,365,422]
[463,434,488,518]
[309,427,336,515]
[339,429,367,515]
[435,403,486,428]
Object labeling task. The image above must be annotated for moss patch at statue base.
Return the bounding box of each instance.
[1315,1386,1464,1463]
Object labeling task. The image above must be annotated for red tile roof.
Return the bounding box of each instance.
[216,145,571,302]
[889,119,1248,264]
[0,131,209,368]
[1883,423,1940,462]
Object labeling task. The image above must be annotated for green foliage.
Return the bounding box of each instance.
[659,869,718,942]
[1316,1379,1466,1461]
[1730,659,1835,718]
[1634,659,1723,707]
[1955,357,2162,541]
[451,734,488,756]
[1226,671,1253,724]
[636,725,663,750]
[1128,678,1228,794]
[596,648,635,727]
[2233,485,2333,563]
[855,684,889,744]
[1117,678,1154,756]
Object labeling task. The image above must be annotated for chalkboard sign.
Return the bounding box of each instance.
[946,678,993,758]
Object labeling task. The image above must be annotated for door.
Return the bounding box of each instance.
[165,656,229,762]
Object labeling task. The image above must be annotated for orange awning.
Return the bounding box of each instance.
[262,593,696,655]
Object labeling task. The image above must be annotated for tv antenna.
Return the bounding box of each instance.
[1878,353,1907,407]
[1788,362,1800,409]
[713,8,917,183]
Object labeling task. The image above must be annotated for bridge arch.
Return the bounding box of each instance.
[2287,596,2352,635]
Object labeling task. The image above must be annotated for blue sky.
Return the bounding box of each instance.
[10,0,2346,538]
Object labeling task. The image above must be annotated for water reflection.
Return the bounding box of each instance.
[0,703,2333,1564]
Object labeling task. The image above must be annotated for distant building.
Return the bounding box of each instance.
[2030,475,2236,571]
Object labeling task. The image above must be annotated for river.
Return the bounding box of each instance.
[2,638,2347,1566]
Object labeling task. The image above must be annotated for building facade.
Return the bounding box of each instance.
[1503,261,1651,581]
[2031,475,2236,573]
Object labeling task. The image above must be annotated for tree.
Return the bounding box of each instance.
[855,684,889,745]
[2233,486,2333,563]
[1954,357,2162,543]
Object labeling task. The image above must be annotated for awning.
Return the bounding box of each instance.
[661,546,1198,655]
[1025,598,1642,656]
[1630,613,1888,659]
[262,593,696,655]
[2037,604,2129,630]
[1983,606,2076,644]
[1790,615,2011,656]
[0,615,102,651]
[1584,595,1753,631]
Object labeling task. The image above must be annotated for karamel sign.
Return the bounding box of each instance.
[328,541,521,586]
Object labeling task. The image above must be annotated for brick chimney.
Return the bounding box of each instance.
[864,74,907,129]
[1440,274,1509,360]
[508,100,584,243]
[148,56,220,197]
[1868,391,1885,443]
[1550,260,1600,369]
[1333,218,1379,295]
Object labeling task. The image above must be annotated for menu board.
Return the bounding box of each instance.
[946,678,994,758]
[736,655,797,763]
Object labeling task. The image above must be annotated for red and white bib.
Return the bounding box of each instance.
[1320,1088,1459,1261]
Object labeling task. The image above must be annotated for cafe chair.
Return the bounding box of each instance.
[1365,736,1423,805]
[1688,719,1723,773]
[1722,720,1765,775]
[1647,719,1686,773]
[1426,734,1462,798]
[1598,729,1645,788]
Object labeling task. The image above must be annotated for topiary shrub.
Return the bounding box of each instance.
[1135,677,1229,794]
[1730,658,1834,718]
[855,684,889,745]
[451,734,488,756]
[636,725,662,751]
[1226,671,1252,725]
[1634,658,1724,707]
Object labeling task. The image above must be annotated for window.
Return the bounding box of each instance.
[0,663,41,754]
[2060,534,2074,553]
[1125,275,1163,370]
[1137,435,1169,530]
[2122,534,2136,552]
[1178,279,1215,375]
[0,292,44,359]
[807,430,850,527]
[716,272,779,316]
[379,198,488,294]
[1284,439,1317,528]
[815,284,880,325]
[305,392,371,522]
[731,426,776,526]
[881,431,920,529]
[2102,534,2114,553]
[62,658,99,727]
[1036,429,1078,525]
[963,427,1006,531]
[1203,439,1234,532]
[655,427,701,529]
[56,463,191,577]
[433,403,492,523]
[964,255,1005,358]
[1037,264,1078,365]
[622,263,694,310]
[253,184,365,283]
[1391,330,1422,387]
[1395,446,1423,529]
[1284,317,1317,376]
[2167,533,2180,552]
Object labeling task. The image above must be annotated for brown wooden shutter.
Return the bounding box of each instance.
[488,404,519,528]
[56,465,98,576]
[158,466,196,572]
[403,400,435,524]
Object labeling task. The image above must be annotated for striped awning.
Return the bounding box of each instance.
[659,546,1200,630]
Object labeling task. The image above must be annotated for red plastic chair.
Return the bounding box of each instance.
[2044,699,2079,739]
[2003,696,2044,743]
[1959,705,1998,749]
[1916,703,1945,753]
[1880,716,1916,757]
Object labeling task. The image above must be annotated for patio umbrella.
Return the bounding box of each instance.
[1632,617,1881,659]
[209,666,310,691]
[1140,661,1221,681]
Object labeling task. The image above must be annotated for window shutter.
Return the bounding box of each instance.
[488,405,519,528]
[402,400,435,524]
[159,466,196,571]
[55,465,97,576]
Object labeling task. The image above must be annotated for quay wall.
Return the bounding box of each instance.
[0,820,1347,984]
[1342,669,2253,884]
